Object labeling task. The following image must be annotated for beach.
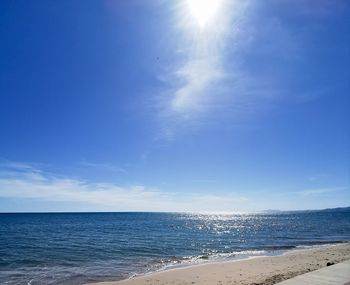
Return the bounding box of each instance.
[1,212,350,284]
[87,243,350,285]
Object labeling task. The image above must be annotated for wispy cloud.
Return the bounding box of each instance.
[155,0,336,138]
[297,187,347,196]
[0,161,247,212]
[160,1,247,119]
[78,160,127,174]
[156,1,294,138]
[171,57,223,113]
[274,186,348,198]
[308,174,330,182]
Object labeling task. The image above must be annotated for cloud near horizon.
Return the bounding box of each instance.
[0,161,248,212]
[0,160,348,212]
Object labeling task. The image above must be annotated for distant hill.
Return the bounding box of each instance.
[318,206,350,213]
[260,209,283,214]
[260,206,350,214]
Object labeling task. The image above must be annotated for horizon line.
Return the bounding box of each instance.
[0,206,349,215]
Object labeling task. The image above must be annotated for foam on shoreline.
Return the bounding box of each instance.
[127,241,348,279]
[86,242,350,285]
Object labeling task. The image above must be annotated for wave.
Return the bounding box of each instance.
[131,240,350,279]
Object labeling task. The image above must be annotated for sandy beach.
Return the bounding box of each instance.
[87,243,350,285]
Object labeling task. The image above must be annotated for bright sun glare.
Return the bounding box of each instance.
[187,0,222,28]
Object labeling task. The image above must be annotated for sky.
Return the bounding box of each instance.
[0,0,349,212]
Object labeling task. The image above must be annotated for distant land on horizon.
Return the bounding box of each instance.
[1,206,349,214]
[260,206,350,214]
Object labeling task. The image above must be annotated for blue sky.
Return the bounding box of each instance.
[0,0,349,212]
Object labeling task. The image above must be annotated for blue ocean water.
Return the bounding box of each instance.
[0,209,349,285]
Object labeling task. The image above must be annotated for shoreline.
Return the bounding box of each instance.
[124,242,349,280]
[86,243,350,285]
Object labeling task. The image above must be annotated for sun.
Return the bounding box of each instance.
[187,0,222,28]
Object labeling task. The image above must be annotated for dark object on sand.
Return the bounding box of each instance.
[326,262,334,266]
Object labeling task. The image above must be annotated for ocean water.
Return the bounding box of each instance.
[0,209,349,285]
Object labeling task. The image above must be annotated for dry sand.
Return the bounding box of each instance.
[87,243,350,285]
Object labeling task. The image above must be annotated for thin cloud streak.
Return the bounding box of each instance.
[78,160,127,174]
[171,58,223,113]
[298,187,347,196]
[0,162,248,212]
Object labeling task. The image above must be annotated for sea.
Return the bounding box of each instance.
[0,209,349,285]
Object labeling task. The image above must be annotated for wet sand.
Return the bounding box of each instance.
[87,243,350,285]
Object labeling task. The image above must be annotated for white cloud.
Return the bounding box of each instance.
[164,1,244,117]
[0,161,248,212]
[298,187,347,196]
[156,0,330,138]
[171,57,223,113]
